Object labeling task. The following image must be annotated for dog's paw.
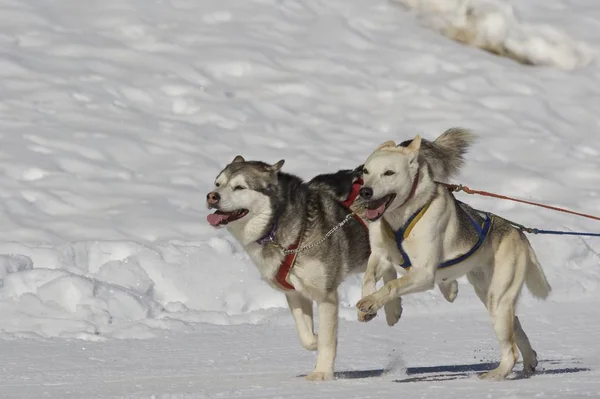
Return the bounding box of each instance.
[383,298,403,327]
[356,295,381,315]
[305,371,333,381]
[478,368,508,381]
[357,310,377,323]
[300,334,318,351]
[523,350,538,375]
[439,280,458,303]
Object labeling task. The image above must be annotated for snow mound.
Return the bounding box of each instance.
[0,240,291,339]
[0,232,598,340]
[394,0,595,70]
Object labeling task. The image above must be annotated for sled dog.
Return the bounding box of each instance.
[356,128,551,380]
[206,157,407,380]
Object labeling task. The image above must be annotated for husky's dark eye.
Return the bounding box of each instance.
[215,182,221,187]
[362,168,369,175]
[384,170,395,176]
[233,186,246,191]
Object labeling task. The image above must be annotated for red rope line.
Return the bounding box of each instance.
[443,183,600,222]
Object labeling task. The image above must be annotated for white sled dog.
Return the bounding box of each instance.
[356,128,552,380]
[206,157,411,381]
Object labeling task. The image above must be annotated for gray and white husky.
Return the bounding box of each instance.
[355,128,552,380]
[206,156,407,380]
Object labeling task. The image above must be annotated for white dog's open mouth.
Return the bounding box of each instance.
[365,194,396,221]
[207,209,249,227]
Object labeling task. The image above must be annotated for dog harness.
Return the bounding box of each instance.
[257,178,368,291]
[342,178,369,231]
[391,199,494,270]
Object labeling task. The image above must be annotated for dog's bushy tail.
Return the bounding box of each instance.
[424,127,476,181]
[525,246,552,299]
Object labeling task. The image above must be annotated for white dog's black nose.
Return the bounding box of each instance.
[359,187,373,200]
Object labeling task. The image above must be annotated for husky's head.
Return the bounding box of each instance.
[358,136,422,222]
[206,155,284,229]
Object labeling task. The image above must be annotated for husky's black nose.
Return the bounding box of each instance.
[359,187,373,200]
[206,191,221,206]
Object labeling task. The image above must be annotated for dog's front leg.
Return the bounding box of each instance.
[306,291,339,381]
[381,267,403,326]
[438,280,459,303]
[356,247,439,315]
[357,269,435,315]
[357,252,381,323]
[286,293,317,351]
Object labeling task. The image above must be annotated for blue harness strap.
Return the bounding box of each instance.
[438,212,493,269]
[393,206,424,269]
[394,202,494,270]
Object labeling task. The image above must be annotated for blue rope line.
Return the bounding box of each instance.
[485,211,600,237]
[523,228,600,237]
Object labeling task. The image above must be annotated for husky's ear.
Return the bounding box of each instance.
[267,159,285,173]
[405,135,421,152]
[352,164,364,178]
[405,135,421,165]
[231,155,245,164]
[376,140,396,151]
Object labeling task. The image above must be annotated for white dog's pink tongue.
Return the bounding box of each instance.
[207,212,228,226]
[366,203,386,220]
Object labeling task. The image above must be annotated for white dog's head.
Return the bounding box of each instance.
[206,155,284,228]
[358,136,421,221]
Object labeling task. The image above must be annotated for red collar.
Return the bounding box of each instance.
[398,169,420,208]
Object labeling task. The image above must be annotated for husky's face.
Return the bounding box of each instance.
[359,136,421,221]
[206,155,284,228]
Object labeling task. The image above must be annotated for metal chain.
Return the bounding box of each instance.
[272,213,356,255]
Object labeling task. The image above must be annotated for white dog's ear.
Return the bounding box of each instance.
[404,135,421,165]
[231,155,245,164]
[267,159,285,172]
[405,135,421,152]
[376,140,396,151]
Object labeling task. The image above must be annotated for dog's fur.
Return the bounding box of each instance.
[356,128,552,380]
[206,158,406,380]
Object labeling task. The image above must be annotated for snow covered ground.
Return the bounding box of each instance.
[0,0,599,397]
[2,302,599,399]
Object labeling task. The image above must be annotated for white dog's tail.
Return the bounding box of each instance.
[429,127,476,180]
[525,247,551,299]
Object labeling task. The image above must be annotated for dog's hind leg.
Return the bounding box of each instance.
[514,316,538,374]
[286,293,317,351]
[467,270,536,374]
[478,243,528,381]
[480,295,518,381]
[382,267,403,326]
[468,267,519,381]
[306,291,339,381]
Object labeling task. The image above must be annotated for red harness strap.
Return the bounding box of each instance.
[273,178,368,291]
[342,178,363,208]
[342,178,369,231]
[273,242,299,291]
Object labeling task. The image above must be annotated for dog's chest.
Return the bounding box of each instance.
[243,244,327,297]
[244,243,285,283]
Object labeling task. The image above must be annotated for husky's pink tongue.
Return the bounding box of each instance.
[366,203,386,220]
[207,212,229,226]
